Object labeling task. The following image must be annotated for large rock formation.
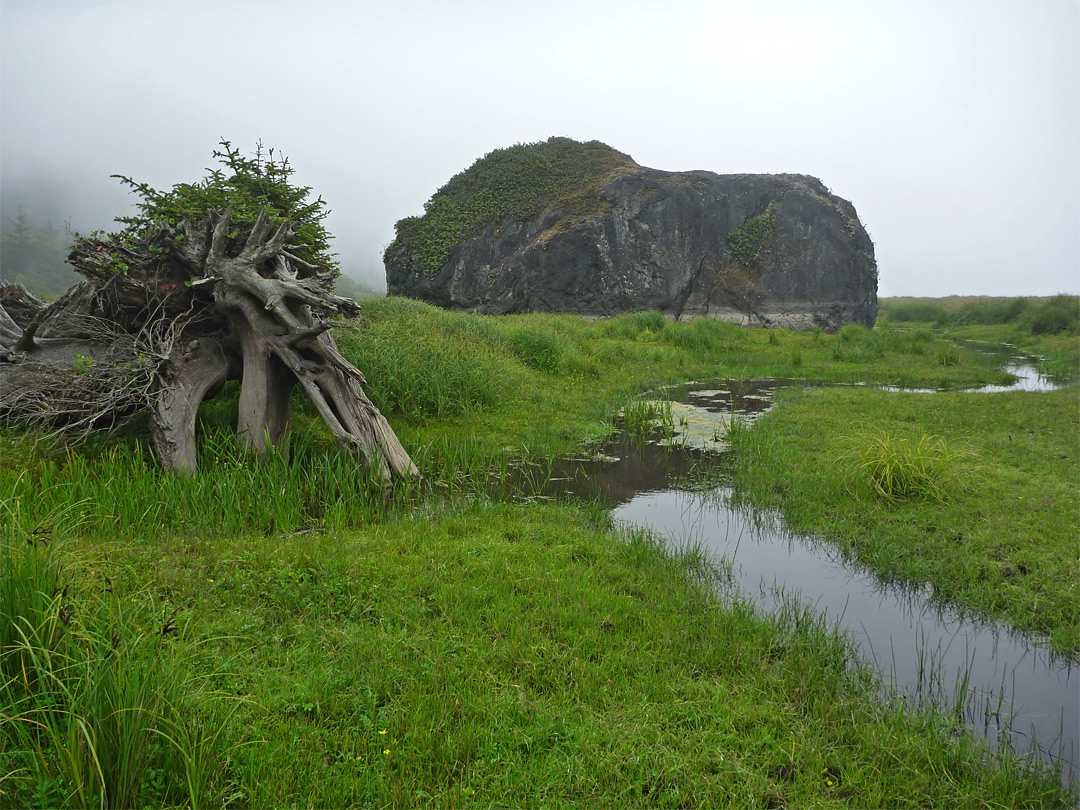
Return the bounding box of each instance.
[385,138,877,330]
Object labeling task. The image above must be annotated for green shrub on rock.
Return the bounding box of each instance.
[385,137,638,278]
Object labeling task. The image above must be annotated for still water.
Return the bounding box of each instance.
[515,363,1077,782]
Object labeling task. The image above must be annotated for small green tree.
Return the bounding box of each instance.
[110,140,337,278]
[24,222,78,295]
[0,207,33,281]
[0,141,416,483]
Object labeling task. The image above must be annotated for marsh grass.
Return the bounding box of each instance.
[0,303,1039,549]
[2,300,1076,805]
[127,503,1071,807]
[606,309,669,338]
[619,396,674,437]
[841,426,976,503]
[728,386,1078,654]
[936,342,962,366]
[0,524,236,808]
[880,294,1079,337]
[0,428,406,545]
[504,321,584,373]
[335,299,520,419]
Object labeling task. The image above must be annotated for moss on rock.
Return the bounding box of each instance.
[386,137,638,278]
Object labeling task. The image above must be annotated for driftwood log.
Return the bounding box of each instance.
[0,207,417,483]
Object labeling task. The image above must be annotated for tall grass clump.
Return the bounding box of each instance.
[336,297,521,418]
[662,316,744,354]
[0,535,66,700]
[877,301,952,326]
[607,310,669,339]
[954,297,1032,326]
[619,396,674,438]
[880,295,1078,337]
[0,428,401,544]
[837,323,866,343]
[847,329,887,362]
[899,327,935,356]
[503,322,573,372]
[936,342,962,366]
[1,520,235,808]
[840,427,975,503]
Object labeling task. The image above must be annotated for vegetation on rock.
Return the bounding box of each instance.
[109,139,337,279]
[385,137,638,278]
[726,207,777,267]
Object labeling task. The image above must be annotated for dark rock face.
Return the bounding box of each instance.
[386,168,877,331]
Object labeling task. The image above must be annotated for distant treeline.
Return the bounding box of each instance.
[0,208,79,297]
[878,295,1079,335]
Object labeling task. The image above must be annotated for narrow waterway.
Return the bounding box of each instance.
[513,361,1077,783]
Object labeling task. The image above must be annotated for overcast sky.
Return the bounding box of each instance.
[2,0,1077,297]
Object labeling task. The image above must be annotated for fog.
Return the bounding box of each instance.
[2,0,1077,296]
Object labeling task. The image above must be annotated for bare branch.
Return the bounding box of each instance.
[281,250,320,271]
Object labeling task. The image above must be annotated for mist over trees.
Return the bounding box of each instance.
[0,193,386,304]
[333,273,383,300]
[0,207,79,297]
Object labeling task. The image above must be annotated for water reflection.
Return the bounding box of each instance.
[501,365,1076,783]
[615,488,1077,782]
[884,357,1064,394]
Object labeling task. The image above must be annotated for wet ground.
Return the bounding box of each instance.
[500,360,1077,782]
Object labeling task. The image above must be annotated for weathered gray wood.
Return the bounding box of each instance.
[0,206,418,484]
[149,338,231,474]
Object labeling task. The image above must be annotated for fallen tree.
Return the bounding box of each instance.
[0,141,417,483]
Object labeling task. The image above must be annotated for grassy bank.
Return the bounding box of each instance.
[3,501,1070,807]
[728,387,1079,655]
[0,299,1027,544]
[343,297,1020,457]
[2,297,1077,806]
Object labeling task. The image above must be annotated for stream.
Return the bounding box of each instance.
[508,360,1077,783]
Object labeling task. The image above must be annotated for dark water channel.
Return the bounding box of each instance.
[507,362,1078,783]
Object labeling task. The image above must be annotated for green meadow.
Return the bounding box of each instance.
[2,295,1077,807]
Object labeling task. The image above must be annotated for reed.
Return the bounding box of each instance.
[619,396,674,439]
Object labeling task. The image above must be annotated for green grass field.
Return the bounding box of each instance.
[2,296,1077,807]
